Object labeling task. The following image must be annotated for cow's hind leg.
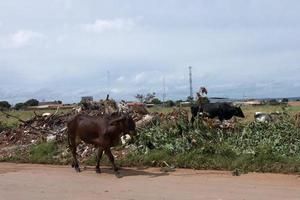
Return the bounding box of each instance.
[95,147,103,173]
[69,135,80,173]
[71,145,80,172]
[105,148,119,173]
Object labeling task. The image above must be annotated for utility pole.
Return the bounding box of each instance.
[106,70,110,97]
[162,77,166,106]
[189,66,193,102]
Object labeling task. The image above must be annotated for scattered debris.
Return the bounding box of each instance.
[0,98,152,161]
[254,111,284,123]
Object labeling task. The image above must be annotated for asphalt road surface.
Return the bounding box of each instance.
[0,163,299,200]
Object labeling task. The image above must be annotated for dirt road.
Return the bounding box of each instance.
[0,163,299,200]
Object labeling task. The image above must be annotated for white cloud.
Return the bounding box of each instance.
[9,30,45,48]
[83,18,137,33]
[117,76,125,81]
[111,88,122,93]
[133,72,147,83]
[56,35,66,43]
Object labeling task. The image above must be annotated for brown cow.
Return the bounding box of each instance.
[67,114,136,174]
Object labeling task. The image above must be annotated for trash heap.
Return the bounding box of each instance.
[0,109,74,160]
[0,99,245,162]
[0,99,154,161]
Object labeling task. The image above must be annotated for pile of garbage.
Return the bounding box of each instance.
[0,108,73,159]
[0,99,154,161]
[0,99,247,161]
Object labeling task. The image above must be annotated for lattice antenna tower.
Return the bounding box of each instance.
[162,77,166,105]
[189,66,193,101]
[106,70,110,96]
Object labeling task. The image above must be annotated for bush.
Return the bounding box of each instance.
[128,112,300,172]
[14,103,25,110]
[3,111,300,173]
[24,99,39,107]
[29,141,59,164]
[282,98,289,103]
[165,100,175,107]
[151,98,162,105]
[0,122,9,132]
[0,101,11,110]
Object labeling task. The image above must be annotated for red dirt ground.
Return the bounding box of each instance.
[0,163,299,200]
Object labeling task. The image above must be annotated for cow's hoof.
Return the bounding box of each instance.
[75,167,81,173]
[96,168,101,174]
[115,172,122,178]
[114,166,120,171]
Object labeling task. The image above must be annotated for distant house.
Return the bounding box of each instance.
[26,100,74,110]
[237,100,264,106]
[209,97,230,103]
[179,101,192,107]
[38,101,62,106]
[127,102,145,107]
[81,96,93,102]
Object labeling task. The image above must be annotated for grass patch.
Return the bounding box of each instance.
[2,107,300,174]
[28,141,60,164]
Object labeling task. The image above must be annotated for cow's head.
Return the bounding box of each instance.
[234,106,245,118]
[109,114,136,136]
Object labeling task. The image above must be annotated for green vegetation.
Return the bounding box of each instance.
[1,104,300,174]
[122,113,300,173]
[29,141,60,164]
[0,101,11,110]
[3,141,69,165]
[81,112,300,174]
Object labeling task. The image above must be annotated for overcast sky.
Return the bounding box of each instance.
[0,0,299,104]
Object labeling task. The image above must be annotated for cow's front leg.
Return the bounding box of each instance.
[96,147,103,173]
[105,148,119,173]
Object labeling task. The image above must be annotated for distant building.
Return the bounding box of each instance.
[26,100,73,110]
[81,96,93,102]
[209,97,230,103]
[38,101,62,106]
[237,100,264,106]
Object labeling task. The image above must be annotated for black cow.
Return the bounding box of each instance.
[191,102,245,123]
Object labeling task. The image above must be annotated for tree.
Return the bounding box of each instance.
[145,92,156,103]
[269,99,279,105]
[187,96,194,102]
[135,94,144,103]
[151,98,162,104]
[135,92,156,103]
[175,99,183,106]
[0,101,11,110]
[165,100,175,107]
[282,98,289,103]
[14,103,25,110]
[24,99,39,106]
